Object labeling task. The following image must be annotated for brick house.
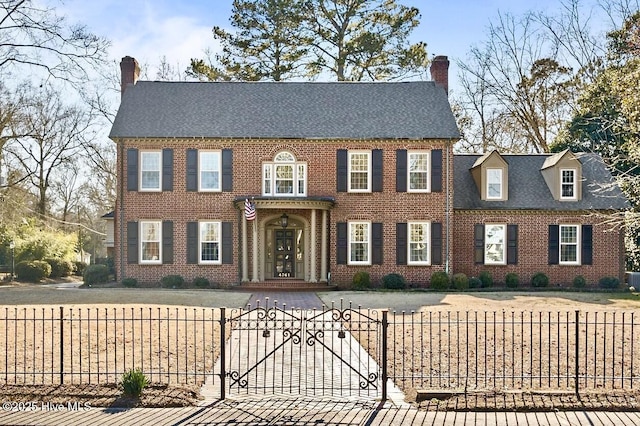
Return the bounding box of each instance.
[108,56,628,287]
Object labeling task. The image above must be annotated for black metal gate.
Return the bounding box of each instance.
[220,302,387,399]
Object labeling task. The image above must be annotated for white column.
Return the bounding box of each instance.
[310,209,317,282]
[321,210,328,282]
[252,215,259,282]
[242,215,248,282]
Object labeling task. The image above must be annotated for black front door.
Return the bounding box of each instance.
[274,230,295,278]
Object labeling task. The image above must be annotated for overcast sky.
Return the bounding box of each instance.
[56,0,583,90]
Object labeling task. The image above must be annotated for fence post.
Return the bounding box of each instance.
[220,307,226,400]
[575,310,579,395]
[59,306,64,384]
[381,310,388,402]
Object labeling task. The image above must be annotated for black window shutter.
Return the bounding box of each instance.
[127,221,138,264]
[336,222,347,264]
[372,222,383,265]
[162,149,173,191]
[396,150,407,192]
[431,222,443,265]
[337,150,347,192]
[127,149,138,191]
[222,222,233,264]
[507,224,518,265]
[431,149,443,192]
[396,223,407,265]
[548,225,559,265]
[222,149,233,192]
[372,149,383,192]
[162,221,173,264]
[186,149,198,191]
[186,222,198,264]
[582,224,593,265]
[474,224,485,264]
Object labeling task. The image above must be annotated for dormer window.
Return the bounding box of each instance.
[560,169,576,199]
[486,168,503,199]
[263,151,306,196]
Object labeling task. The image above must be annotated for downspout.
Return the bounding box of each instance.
[118,139,125,282]
[445,139,451,275]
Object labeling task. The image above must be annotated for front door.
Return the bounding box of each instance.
[274,230,295,278]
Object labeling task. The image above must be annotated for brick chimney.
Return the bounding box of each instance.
[120,56,140,97]
[430,55,450,95]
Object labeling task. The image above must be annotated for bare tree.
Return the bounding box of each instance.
[0,0,110,85]
[5,84,90,217]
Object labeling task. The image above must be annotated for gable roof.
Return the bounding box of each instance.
[109,81,460,140]
[454,153,629,210]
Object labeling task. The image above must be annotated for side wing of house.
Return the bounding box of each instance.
[452,152,629,285]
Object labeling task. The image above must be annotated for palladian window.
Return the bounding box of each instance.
[263,151,306,196]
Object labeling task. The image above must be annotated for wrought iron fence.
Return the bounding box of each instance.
[1,306,220,386]
[384,310,639,393]
[1,306,638,396]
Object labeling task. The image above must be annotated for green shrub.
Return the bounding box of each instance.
[429,271,450,290]
[83,264,110,285]
[598,276,620,289]
[45,258,74,278]
[15,260,51,283]
[572,275,587,289]
[479,270,493,288]
[452,273,469,290]
[531,272,549,288]
[161,274,184,288]
[381,273,407,290]
[193,277,210,288]
[505,272,519,289]
[120,368,149,398]
[122,278,138,287]
[352,271,371,290]
[73,261,87,276]
[469,276,482,289]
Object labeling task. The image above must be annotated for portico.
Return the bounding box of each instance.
[235,197,335,283]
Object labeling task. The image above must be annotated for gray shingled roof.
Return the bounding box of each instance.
[109,81,460,140]
[454,153,629,210]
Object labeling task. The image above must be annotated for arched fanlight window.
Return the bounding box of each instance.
[263,151,306,196]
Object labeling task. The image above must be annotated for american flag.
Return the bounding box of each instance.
[244,198,256,221]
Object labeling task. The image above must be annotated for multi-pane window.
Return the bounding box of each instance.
[140,151,161,191]
[484,224,506,264]
[348,151,371,192]
[199,151,221,191]
[408,151,430,192]
[560,224,579,264]
[486,168,503,199]
[199,221,221,264]
[408,222,430,264]
[561,169,576,199]
[140,221,161,263]
[275,164,293,194]
[348,222,370,264]
[263,151,306,196]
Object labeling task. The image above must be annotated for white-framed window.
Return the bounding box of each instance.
[348,221,370,265]
[560,169,576,199]
[262,151,306,196]
[408,222,430,265]
[199,151,221,191]
[484,224,506,265]
[199,221,221,264]
[140,221,161,264]
[140,151,161,191]
[486,168,503,199]
[408,151,430,192]
[348,151,371,192]
[560,224,580,264]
